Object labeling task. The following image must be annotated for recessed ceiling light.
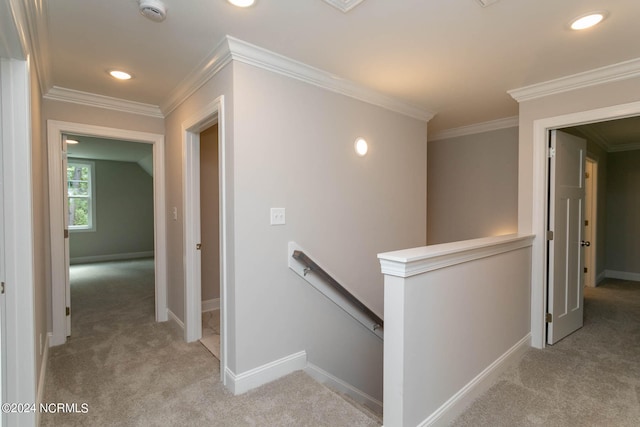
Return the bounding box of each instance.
[66,139,79,144]
[109,70,132,80]
[228,0,255,7]
[570,11,608,30]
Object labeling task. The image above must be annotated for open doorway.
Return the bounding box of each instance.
[198,124,221,360]
[47,120,167,346]
[182,95,228,382]
[65,135,156,336]
[531,103,640,349]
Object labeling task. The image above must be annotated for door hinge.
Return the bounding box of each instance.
[585,172,590,179]
[66,306,70,316]
[546,313,552,323]
[547,230,554,241]
[585,220,589,226]
[548,147,556,158]
[64,229,69,239]
[584,267,588,273]
[196,243,202,250]
[1,282,5,294]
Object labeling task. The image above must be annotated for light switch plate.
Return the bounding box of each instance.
[270,208,285,225]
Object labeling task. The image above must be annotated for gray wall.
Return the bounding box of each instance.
[164,60,428,401]
[605,150,640,275]
[427,127,518,244]
[70,159,154,260]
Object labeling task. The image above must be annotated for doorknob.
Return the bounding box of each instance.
[581,241,591,247]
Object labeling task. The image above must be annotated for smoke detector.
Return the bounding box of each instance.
[138,0,167,22]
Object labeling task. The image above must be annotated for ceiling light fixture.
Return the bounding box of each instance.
[354,137,368,157]
[228,0,256,7]
[109,70,132,80]
[66,139,79,145]
[570,11,608,30]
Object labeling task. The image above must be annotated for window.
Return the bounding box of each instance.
[67,160,95,231]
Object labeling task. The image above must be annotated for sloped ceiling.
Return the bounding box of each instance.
[28,0,640,133]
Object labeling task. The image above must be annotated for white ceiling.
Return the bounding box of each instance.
[35,0,640,133]
[65,135,152,162]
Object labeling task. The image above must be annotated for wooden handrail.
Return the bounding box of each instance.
[292,250,383,330]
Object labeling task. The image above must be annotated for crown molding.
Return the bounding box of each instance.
[225,36,434,122]
[160,37,233,116]
[323,0,367,13]
[508,57,640,102]
[429,116,518,141]
[22,0,53,93]
[44,86,164,118]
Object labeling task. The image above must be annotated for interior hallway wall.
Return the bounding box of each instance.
[605,149,640,276]
[427,127,518,244]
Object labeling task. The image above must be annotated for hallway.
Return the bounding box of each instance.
[453,279,640,426]
[41,259,379,426]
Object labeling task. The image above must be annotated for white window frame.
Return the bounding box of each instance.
[67,159,96,232]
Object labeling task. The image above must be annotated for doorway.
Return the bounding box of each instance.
[48,121,167,346]
[182,96,228,382]
[530,100,640,348]
[198,124,221,360]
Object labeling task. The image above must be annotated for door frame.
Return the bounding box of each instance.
[182,95,228,381]
[530,100,640,349]
[584,156,598,288]
[48,120,167,346]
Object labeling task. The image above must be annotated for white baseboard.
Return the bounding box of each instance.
[604,270,640,282]
[70,251,154,265]
[225,351,307,395]
[36,333,51,426]
[596,270,607,285]
[419,333,531,427]
[202,298,220,312]
[305,362,382,416]
[167,308,185,336]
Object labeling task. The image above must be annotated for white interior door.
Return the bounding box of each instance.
[547,130,587,345]
[0,98,6,427]
[62,135,71,336]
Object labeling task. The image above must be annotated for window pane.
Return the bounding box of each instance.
[69,197,90,227]
[68,180,89,196]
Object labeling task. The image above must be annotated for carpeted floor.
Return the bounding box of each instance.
[41,259,380,427]
[452,279,640,427]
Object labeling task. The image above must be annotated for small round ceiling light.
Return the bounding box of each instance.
[138,0,167,22]
[109,70,132,80]
[66,139,79,145]
[228,0,256,7]
[354,137,368,157]
[570,11,607,30]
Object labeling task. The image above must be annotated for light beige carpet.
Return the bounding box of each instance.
[452,279,640,426]
[41,259,380,426]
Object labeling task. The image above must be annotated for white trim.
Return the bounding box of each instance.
[35,333,51,427]
[528,100,640,349]
[162,36,434,122]
[48,120,167,346]
[20,0,52,92]
[417,334,531,427]
[167,308,185,334]
[508,57,640,102]
[322,0,367,13]
[181,96,229,386]
[70,251,154,265]
[202,298,220,313]
[225,351,307,395]
[604,270,640,282]
[305,362,383,416]
[429,116,518,141]
[289,241,383,340]
[378,234,534,278]
[44,86,164,118]
[0,57,37,425]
